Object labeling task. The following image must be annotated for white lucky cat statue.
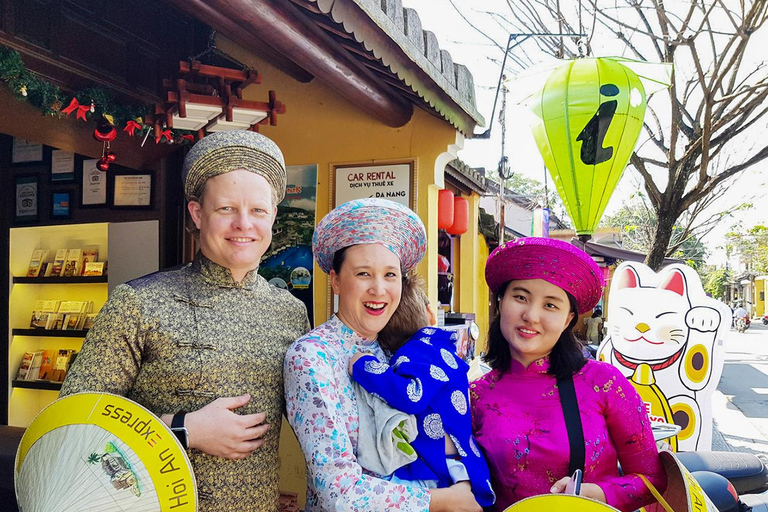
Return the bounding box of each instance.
[596,261,731,451]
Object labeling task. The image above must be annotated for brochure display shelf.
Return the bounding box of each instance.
[8,223,110,427]
[7,220,159,427]
[13,276,108,284]
[11,380,63,391]
[12,329,89,338]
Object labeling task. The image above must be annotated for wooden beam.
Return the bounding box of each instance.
[163,0,413,127]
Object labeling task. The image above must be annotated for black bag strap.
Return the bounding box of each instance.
[557,374,585,475]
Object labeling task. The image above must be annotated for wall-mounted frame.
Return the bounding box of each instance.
[80,158,107,207]
[331,159,416,210]
[110,170,154,209]
[51,190,72,219]
[11,137,43,163]
[14,175,39,223]
[51,149,76,182]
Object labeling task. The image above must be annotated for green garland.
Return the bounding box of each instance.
[0,44,195,143]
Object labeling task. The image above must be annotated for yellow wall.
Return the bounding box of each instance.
[755,279,766,317]
[457,194,491,353]
[217,37,492,502]
[218,38,460,326]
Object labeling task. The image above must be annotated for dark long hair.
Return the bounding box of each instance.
[485,282,586,380]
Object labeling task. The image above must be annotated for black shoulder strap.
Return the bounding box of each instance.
[557,374,585,474]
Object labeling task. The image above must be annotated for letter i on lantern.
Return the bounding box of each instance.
[527,58,671,237]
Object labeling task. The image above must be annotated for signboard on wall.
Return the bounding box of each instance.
[259,164,318,326]
[333,162,414,208]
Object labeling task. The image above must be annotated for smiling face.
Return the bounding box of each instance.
[330,243,402,340]
[187,170,277,282]
[498,278,575,367]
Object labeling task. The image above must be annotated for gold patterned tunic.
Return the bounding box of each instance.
[61,254,310,512]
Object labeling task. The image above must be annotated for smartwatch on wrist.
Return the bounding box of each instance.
[171,411,189,450]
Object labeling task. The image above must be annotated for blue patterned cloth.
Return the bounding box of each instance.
[352,327,496,507]
[284,315,431,511]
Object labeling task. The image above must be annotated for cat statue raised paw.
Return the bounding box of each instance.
[596,262,731,451]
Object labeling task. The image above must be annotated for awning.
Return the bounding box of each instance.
[576,239,684,266]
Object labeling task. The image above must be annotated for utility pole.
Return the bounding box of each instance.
[498,79,510,244]
[473,32,585,245]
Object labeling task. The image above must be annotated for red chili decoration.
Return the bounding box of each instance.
[61,98,90,121]
[180,134,195,143]
[123,120,142,136]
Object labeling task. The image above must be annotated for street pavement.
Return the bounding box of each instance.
[711,320,768,455]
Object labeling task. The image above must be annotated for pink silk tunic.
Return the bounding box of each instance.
[470,358,666,512]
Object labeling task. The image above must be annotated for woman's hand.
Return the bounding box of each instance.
[347,351,369,375]
[551,477,606,503]
[429,481,482,512]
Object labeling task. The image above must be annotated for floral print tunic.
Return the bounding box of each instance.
[470,358,666,512]
[284,315,432,511]
[61,254,310,512]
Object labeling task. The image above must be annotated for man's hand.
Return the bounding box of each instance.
[348,351,369,376]
[183,394,270,459]
[429,481,481,512]
[551,477,606,502]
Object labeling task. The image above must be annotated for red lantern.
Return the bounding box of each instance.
[447,196,469,235]
[438,189,454,230]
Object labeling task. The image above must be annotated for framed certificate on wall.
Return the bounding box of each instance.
[111,172,153,209]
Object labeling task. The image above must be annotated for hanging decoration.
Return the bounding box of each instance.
[0,45,197,147]
[437,189,455,230]
[508,57,672,238]
[446,196,469,236]
[0,43,285,152]
[93,121,117,172]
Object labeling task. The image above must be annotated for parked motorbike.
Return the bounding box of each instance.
[762,314,768,326]
[582,347,768,511]
[651,423,768,511]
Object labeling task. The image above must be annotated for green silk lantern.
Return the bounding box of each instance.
[529,58,652,237]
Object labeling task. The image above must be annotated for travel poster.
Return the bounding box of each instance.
[259,164,317,326]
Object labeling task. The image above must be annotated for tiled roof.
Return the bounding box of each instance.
[304,0,484,134]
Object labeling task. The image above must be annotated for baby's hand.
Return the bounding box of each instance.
[348,351,370,376]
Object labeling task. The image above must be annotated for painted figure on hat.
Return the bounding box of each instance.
[284,198,483,512]
[472,237,666,512]
[596,262,730,451]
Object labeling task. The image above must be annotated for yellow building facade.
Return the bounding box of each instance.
[215,37,493,501]
[0,0,494,504]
